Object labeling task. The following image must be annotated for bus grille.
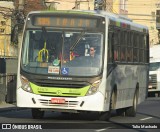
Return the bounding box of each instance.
[149,74,157,89]
[33,80,87,88]
[39,99,79,107]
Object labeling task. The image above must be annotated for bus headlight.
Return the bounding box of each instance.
[20,75,33,93]
[86,80,101,95]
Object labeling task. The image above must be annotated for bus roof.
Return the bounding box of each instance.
[27,10,148,33]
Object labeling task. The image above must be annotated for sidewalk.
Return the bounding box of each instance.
[0,102,24,112]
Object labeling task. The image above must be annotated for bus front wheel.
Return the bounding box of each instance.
[99,90,115,121]
[31,108,44,119]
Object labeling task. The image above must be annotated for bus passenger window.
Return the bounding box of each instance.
[121,48,126,61]
[121,52,124,61]
[108,32,113,62]
[113,31,120,61]
[133,49,138,62]
[127,48,132,62]
[108,50,112,62]
[114,48,119,61]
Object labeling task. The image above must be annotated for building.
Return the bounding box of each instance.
[13,0,46,53]
[0,1,17,57]
[13,0,160,47]
[110,0,158,45]
[46,0,94,10]
[51,0,159,45]
[112,0,128,15]
[127,0,159,45]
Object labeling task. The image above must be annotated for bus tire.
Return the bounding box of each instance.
[99,90,115,121]
[99,111,110,121]
[116,108,126,116]
[31,108,44,119]
[125,91,138,117]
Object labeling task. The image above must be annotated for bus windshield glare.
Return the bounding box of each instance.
[21,29,103,76]
[149,62,160,71]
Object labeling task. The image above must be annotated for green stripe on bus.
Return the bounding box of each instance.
[30,82,90,97]
[40,10,94,15]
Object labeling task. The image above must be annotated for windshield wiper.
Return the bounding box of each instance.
[70,31,85,51]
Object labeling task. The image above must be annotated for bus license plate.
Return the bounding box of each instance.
[51,98,65,104]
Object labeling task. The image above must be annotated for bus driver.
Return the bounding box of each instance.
[89,46,96,58]
[89,46,100,67]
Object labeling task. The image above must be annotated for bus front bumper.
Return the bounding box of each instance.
[17,88,107,112]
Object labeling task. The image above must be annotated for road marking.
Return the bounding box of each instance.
[96,127,114,132]
[140,117,153,121]
[96,128,106,132]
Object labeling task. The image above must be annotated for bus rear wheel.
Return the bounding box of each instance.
[31,108,44,119]
[125,91,138,117]
[116,108,126,116]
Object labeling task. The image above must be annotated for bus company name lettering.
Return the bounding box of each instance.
[5,124,42,129]
[48,76,72,80]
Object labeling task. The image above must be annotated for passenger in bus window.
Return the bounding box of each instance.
[114,49,118,61]
[121,50,125,61]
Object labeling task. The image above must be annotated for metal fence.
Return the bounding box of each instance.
[0,74,16,104]
[0,58,18,104]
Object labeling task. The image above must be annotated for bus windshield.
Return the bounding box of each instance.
[21,29,103,76]
[149,62,160,71]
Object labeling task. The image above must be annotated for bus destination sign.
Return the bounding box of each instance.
[33,16,97,28]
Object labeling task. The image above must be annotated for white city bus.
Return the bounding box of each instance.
[149,44,160,97]
[16,10,149,120]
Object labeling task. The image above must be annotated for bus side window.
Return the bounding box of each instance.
[114,47,120,61]
[113,30,120,61]
[114,50,117,61]
[121,31,127,62]
[127,48,132,62]
[127,32,133,62]
[108,32,113,62]
[133,33,139,62]
[121,48,125,61]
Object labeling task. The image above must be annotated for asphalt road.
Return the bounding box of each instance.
[0,97,159,131]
